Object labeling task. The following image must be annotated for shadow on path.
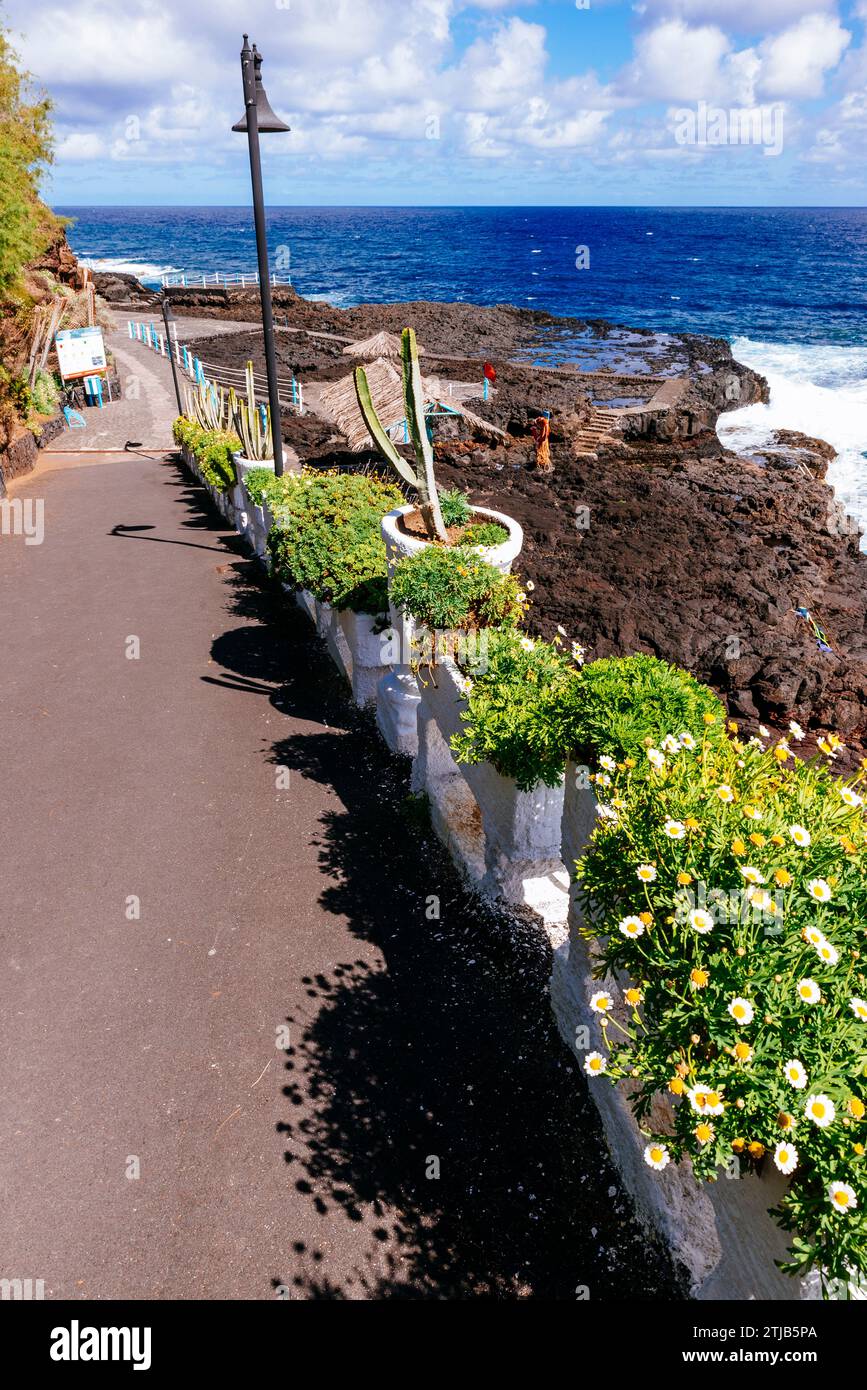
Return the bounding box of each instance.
[186,461,685,1301]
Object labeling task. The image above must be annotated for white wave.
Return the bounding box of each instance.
[719,337,867,552]
[78,256,181,283]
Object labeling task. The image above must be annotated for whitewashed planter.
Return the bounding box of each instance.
[548,764,830,1301]
[234,454,275,556]
[411,657,568,925]
[287,586,391,708]
[378,503,524,757]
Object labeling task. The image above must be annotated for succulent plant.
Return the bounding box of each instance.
[354,327,447,543]
[231,361,273,462]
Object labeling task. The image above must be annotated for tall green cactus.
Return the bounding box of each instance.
[354,327,448,543]
[231,361,273,461]
[185,380,231,432]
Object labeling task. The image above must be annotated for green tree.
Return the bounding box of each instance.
[0,22,58,295]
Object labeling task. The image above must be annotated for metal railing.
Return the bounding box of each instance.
[126,319,303,413]
[160,271,291,289]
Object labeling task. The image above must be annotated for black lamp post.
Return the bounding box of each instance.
[232,35,290,475]
[161,294,184,416]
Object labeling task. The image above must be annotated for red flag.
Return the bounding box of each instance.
[483,361,497,383]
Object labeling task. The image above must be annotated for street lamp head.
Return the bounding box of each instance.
[232,37,290,134]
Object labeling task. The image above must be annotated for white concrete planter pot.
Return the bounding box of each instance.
[411,657,567,925]
[234,454,275,556]
[377,503,524,758]
[548,764,826,1301]
[286,585,391,709]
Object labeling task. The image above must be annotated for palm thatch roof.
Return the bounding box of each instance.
[341,330,425,360]
[317,358,509,453]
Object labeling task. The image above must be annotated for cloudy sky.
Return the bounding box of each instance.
[8,0,867,205]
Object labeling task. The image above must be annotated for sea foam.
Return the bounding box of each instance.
[719,337,867,553]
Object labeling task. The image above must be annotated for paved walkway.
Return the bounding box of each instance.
[0,449,677,1301]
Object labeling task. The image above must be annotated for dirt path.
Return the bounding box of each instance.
[0,450,680,1300]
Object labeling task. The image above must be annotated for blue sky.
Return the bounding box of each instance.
[8,0,867,205]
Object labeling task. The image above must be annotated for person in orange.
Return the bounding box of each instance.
[531,414,551,472]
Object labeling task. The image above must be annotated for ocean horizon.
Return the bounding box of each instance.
[60,204,867,547]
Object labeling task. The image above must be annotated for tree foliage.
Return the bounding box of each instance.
[0,23,58,295]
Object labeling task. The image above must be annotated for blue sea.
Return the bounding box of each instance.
[59,206,867,544]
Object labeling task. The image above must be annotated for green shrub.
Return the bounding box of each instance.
[439,487,472,528]
[172,416,239,491]
[451,629,582,790]
[268,471,403,615]
[31,368,59,416]
[243,467,278,507]
[390,546,525,633]
[459,521,509,548]
[9,373,32,419]
[564,654,726,763]
[577,726,867,1288]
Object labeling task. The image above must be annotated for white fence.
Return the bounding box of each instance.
[126,319,304,413]
[160,271,291,289]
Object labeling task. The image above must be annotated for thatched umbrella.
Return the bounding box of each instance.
[318,358,509,453]
[341,330,426,361]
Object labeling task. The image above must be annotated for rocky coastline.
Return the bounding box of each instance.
[123,280,867,757]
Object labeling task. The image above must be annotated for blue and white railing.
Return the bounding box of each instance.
[160,271,291,289]
[126,319,303,413]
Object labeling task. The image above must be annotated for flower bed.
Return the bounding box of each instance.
[549,709,866,1295]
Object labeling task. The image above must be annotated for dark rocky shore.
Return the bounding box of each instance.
[128,280,866,755]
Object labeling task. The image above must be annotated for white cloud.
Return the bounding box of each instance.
[642,0,837,28]
[619,19,733,101]
[56,131,107,160]
[757,13,851,98]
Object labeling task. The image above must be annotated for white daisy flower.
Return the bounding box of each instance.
[797,978,821,1005]
[828,1181,858,1213]
[589,991,614,1015]
[784,1060,808,1089]
[739,866,766,885]
[816,939,839,966]
[599,755,616,772]
[593,773,612,788]
[636,863,657,883]
[688,1085,725,1117]
[747,736,765,750]
[519,636,535,653]
[571,642,586,665]
[840,786,864,809]
[808,878,832,903]
[678,732,696,750]
[805,1094,836,1128]
[646,748,665,769]
[618,915,645,939]
[716,784,735,803]
[773,1142,799,1176]
[746,886,774,912]
[850,998,867,1022]
[744,806,763,821]
[689,908,714,935]
[583,1051,607,1076]
[728,998,754,1025]
[661,735,681,754]
[804,925,826,947]
[664,819,686,840]
[789,824,811,848]
[789,721,805,741]
[643,1143,670,1172]
[759,725,771,738]
[596,804,619,824]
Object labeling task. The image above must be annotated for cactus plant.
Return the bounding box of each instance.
[185,379,231,433]
[354,327,448,543]
[231,361,273,462]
